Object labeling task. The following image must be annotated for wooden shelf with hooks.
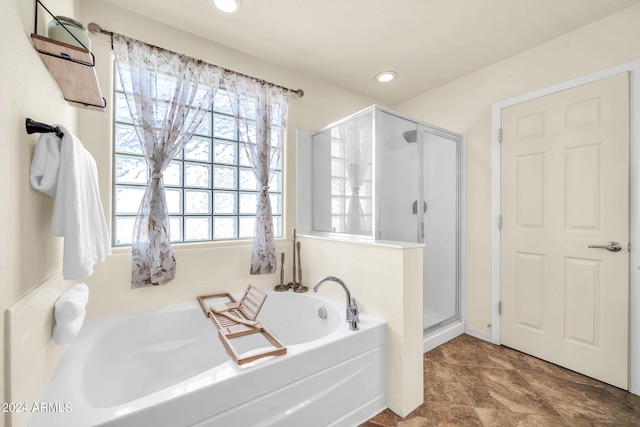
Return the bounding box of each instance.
[31,34,106,111]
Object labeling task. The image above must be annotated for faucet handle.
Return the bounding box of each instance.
[347,297,359,330]
[349,297,359,319]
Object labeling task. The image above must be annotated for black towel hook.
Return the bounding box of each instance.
[25,118,64,138]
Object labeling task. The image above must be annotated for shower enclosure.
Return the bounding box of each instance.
[298,105,464,339]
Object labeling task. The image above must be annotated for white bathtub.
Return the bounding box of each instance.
[29,290,387,427]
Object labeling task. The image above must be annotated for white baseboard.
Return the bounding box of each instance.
[463,327,492,343]
[423,321,465,353]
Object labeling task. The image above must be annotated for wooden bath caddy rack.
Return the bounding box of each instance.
[197,285,286,365]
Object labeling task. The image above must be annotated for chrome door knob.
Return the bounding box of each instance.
[588,241,622,252]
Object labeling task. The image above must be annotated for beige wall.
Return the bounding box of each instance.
[396,3,640,335]
[1,0,79,426]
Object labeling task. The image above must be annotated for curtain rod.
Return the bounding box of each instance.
[87,22,304,98]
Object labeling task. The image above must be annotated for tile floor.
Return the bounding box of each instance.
[361,334,640,426]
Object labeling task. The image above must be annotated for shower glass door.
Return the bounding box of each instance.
[422,128,460,332]
[376,109,461,333]
[376,111,420,243]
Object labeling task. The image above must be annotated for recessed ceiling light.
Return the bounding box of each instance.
[213,0,241,13]
[375,71,396,83]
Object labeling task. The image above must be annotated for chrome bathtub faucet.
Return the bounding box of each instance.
[313,276,359,330]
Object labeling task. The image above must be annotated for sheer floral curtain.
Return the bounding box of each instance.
[225,74,291,274]
[113,34,222,288]
[343,113,373,235]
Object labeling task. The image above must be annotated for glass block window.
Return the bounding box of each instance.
[113,85,283,246]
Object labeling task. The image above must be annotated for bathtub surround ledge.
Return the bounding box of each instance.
[5,272,71,427]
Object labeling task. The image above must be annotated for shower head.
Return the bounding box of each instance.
[402,130,417,143]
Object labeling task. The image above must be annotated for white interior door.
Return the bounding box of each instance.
[500,72,630,389]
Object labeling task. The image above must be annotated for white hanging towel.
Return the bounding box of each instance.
[29,124,111,280]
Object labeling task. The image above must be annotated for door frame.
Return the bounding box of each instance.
[490,61,640,395]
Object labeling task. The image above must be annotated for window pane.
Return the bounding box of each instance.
[115,93,132,123]
[166,189,182,214]
[331,158,345,177]
[239,99,257,120]
[345,183,353,197]
[214,191,237,214]
[270,171,281,192]
[214,115,237,139]
[331,139,344,157]
[173,149,183,160]
[270,194,281,215]
[239,193,257,214]
[331,177,344,195]
[115,186,145,214]
[214,90,233,115]
[115,65,134,92]
[248,123,257,143]
[214,165,237,189]
[195,114,212,137]
[360,198,372,214]
[115,155,148,184]
[214,139,237,164]
[331,197,343,215]
[185,217,211,241]
[185,163,211,188]
[214,217,237,240]
[239,121,256,143]
[361,180,372,196]
[115,124,142,154]
[169,217,182,242]
[185,190,212,214]
[272,146,283,169]
[239,217,255,239]
[332,216,344,232]
[273,215,282,238]
[114,217,136,245]
[185,136,212,162]
[239,145,251,167]
[156,77,177,100]
[163,161,182,187]
[239,168,258,191]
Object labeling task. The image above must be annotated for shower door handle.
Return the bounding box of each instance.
[587,241,622,252]
[412,201,427,215]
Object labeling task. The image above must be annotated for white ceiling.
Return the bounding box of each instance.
[100,0,640,105]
